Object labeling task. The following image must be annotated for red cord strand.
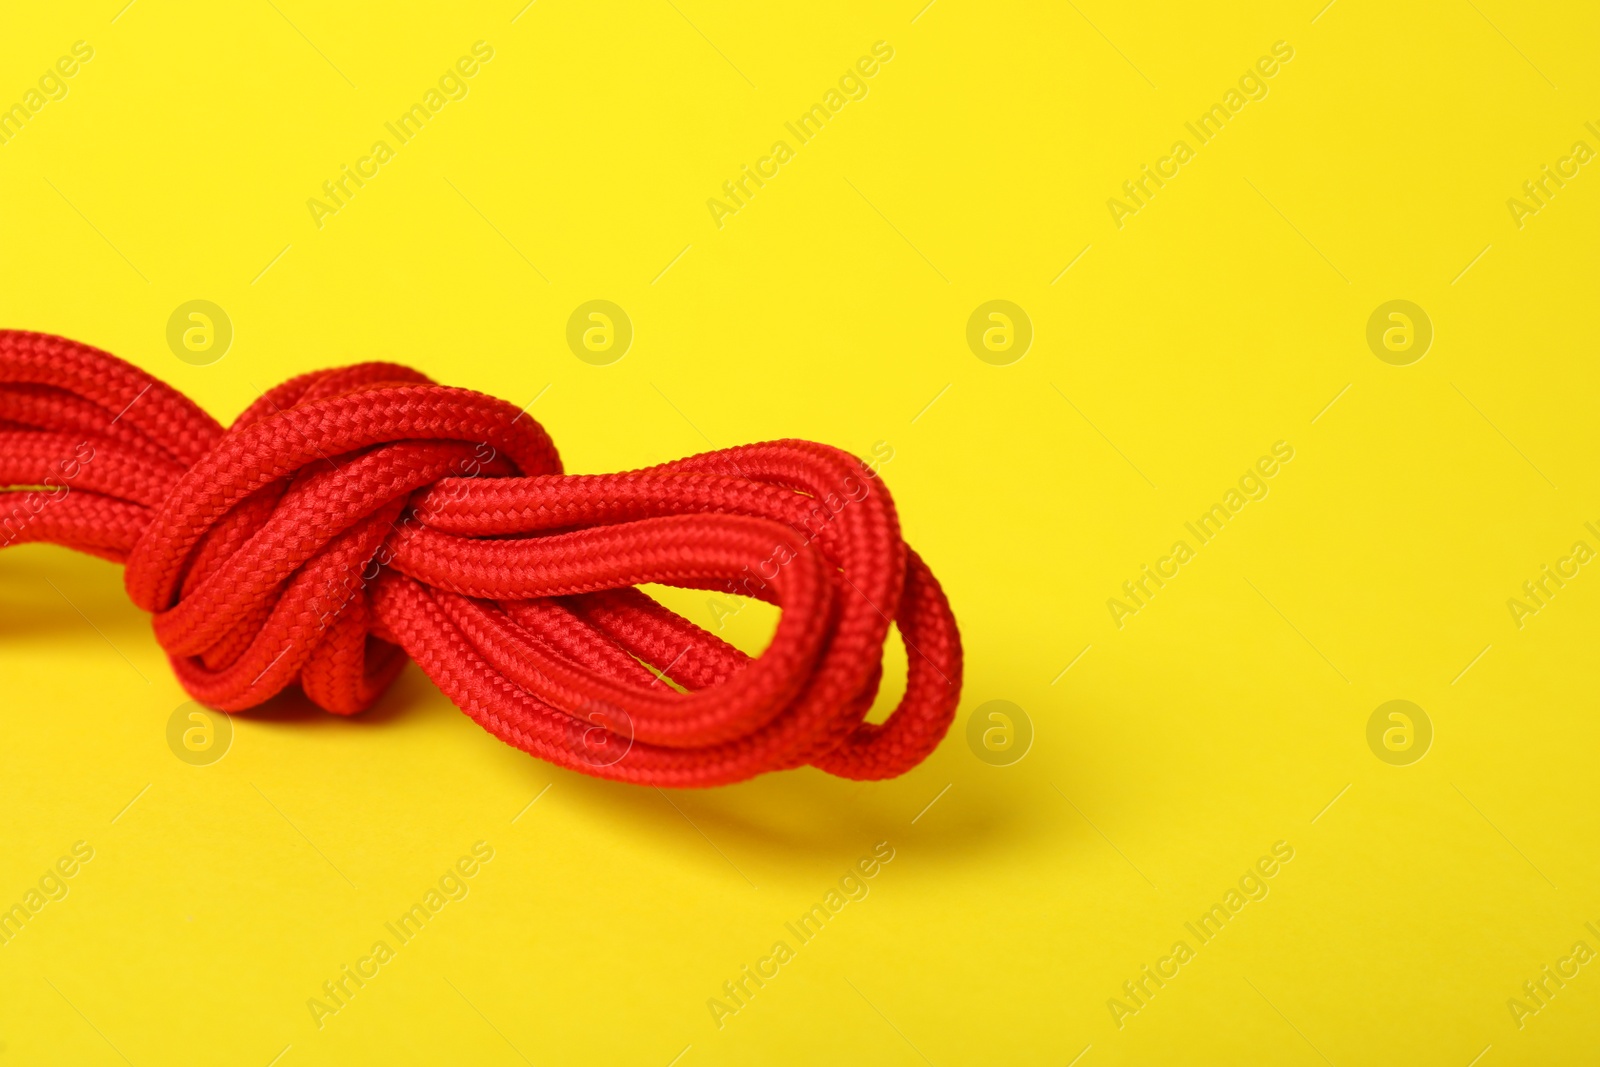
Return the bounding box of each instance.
[0,329,962,786]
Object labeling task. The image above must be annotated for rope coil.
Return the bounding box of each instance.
[0,330,962,786]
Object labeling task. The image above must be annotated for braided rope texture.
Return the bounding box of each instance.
[0,329,962,787]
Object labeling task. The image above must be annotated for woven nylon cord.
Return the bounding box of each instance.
[0,330,962,786]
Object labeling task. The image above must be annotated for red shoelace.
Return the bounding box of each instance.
[0,330,962,786]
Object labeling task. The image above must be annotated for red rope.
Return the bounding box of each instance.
[0,330,962,786]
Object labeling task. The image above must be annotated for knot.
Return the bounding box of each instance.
[122,360,561,716]
[0,330,962,786]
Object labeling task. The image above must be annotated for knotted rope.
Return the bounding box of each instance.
[0,330,961,786]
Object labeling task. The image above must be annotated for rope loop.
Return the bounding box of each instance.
[0,330,962,786]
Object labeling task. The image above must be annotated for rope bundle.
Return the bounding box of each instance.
[0,330,961,786]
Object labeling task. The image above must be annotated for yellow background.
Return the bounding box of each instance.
[2,0,1598,1063]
